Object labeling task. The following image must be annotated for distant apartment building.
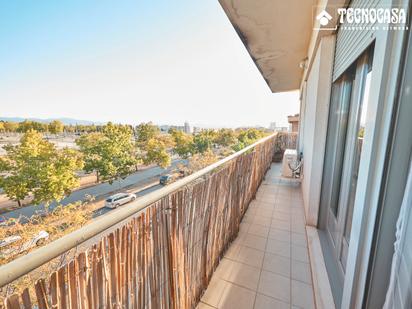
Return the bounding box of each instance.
[159,124,187,133]
[269,122,277,130]
[269,121,288,132]
[287,114,299,133]
[184,121,191,134]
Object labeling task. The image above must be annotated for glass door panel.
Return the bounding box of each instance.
[340,69,373,270]
[320,46,374,288]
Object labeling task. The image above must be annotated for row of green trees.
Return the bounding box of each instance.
[0,120,66,134]
[170,127,267,158]
[0,120,107,134]
[0,123,268,208]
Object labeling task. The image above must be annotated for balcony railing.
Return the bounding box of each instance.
[0,133,281,308]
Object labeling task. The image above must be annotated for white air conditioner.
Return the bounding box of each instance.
[282,149,297,178]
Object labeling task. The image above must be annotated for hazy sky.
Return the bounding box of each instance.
[0,0,300,128]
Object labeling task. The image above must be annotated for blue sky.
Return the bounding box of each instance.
[0,0,299,128]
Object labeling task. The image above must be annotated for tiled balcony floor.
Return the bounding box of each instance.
[198,163,315,309]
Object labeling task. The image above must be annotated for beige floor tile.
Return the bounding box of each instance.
[197,302,215,309]
[291,210,304,218]
[268,228,291,242]
[201,278,229,307]
[235,246,265,268]
[242,214,255,224]
[291,280,315,309]
[291,260,312,284]
[262,195,277,202]
[253,216,272,227]
[274,209,291,217]
[213,258,236,280]
[248,225,270,238]
[242,234,267,251]
[249,200,260,206]
[255,206,275,214]
[291,233,307,247]
[271,219,291,231]
[256,197,276,204]
[218,283,256,309]
[224,243,241,260]
[276,203,292,210]
[228,261,261,290]
[266,238,291,258]
[291,218,305,227]
[258,270,290,303]
[254,294,290,309]
[272,212,290,222]
[291,224,306,234]
[276,200,291,206]
[262,253,290,277]
[232,236,245,247]
[291,245,309,263]
[255,208,273,218]
[239,222,251,234]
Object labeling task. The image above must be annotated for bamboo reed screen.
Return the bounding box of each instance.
[3,137,275,309]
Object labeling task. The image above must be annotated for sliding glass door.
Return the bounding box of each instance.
[320,47,374,299]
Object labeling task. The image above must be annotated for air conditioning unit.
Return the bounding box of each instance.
[282,149,297,178]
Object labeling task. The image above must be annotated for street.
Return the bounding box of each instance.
[0,159,186,222]
[91,183,163,217]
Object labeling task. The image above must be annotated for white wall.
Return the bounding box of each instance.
[300,35,335,226]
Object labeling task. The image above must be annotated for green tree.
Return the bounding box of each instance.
[237,128,264,143]
[75,132,104,182]
[135,122,160,146]
[17,120,47,133]
[4,122,19,132]
[232,128,266,151]
[48,120,64,134]
[193,130,216,154]
[187,150,218,173]
[142,138,171,168]
[0,130,83,207]
[64,125,76,133]
[171,130,194,158]
[214,129,238,147]
[76,123,136,183]
[135,123,173,168]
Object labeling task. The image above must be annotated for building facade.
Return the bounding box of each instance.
[288,114,300,133]
[220,0,412,308]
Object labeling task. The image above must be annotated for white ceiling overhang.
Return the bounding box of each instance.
[219,0,317,93]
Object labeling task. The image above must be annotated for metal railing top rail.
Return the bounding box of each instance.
[0,133,276,288]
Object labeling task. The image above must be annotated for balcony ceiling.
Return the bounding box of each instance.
[219,0,316,93]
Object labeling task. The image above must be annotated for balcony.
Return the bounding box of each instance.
[0,133,315,309]
[198,164,314,309]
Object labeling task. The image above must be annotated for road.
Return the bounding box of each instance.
[92,184,163,217]
[1,160,186,222]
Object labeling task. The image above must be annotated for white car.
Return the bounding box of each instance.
[0,230,49,257]
[104,193,136,209]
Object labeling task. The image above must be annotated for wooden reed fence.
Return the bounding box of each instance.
[273,132,298,162]
[2,137,275,309]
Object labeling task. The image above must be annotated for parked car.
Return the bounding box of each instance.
[104,193,136,209]
[160,174,180,185]
[160,174,172,185]
[0,230,49,258]
[0,235,22,249]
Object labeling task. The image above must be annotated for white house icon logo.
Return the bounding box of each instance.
[316,10,332,26]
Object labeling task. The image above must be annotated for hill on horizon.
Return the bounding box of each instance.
[0,117,103,125]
